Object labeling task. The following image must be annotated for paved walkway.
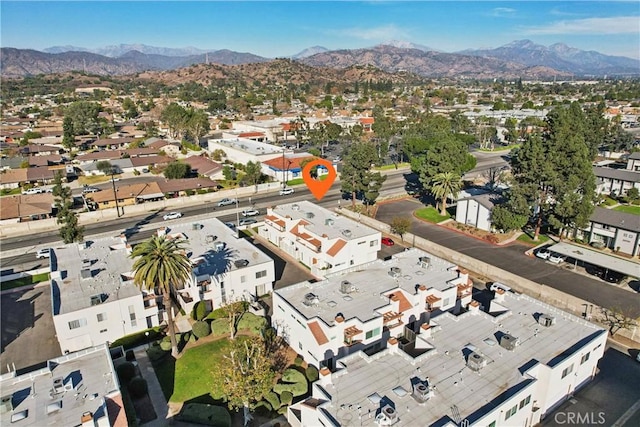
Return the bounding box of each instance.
[133,346,171,426]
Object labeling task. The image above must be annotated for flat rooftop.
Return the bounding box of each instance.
[547,241,639,278]
[0,344,119,427]
[276,248,460,325]
[208,137,284,155]
[320,293,606,426]
[273,201,380,241]
[52,218,272,315]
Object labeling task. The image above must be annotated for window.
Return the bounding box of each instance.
[129,305,137,327]
[443,298,450,306]
[505,405,517,420]
[366,327,381,339]
[241,275,246,283]
[488,422,496,427]
[298,342,303,350]
[358,241,365,245]
[68,318,87,330]
[562,364,574,378]
[370,240,376,247]
[99,329,107,333]
[525,395,531,405]
[256,270,267,279]
[580,352,590,364]
[97,313,107,322]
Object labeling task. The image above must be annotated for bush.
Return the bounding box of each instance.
[206,307,227,320]
[305,365,319,382]
[211,318,230,336]
[177,403,231,427]
[125,350,135,362]
[294,355,304,366]
[237,313,267,334]
[265,391,280,410]
[159,337,172,351]
[280,391,293,406]
[192,321,211,339]
[128,376,148,399]
[281,368,306,384]
[192,301,209,321]
[273,382,307,397]
[133,169,140,176]
[116,362,136,384]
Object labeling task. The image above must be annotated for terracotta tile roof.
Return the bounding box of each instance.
[389,291,412,313]
[426,295,442,304]
[308,321,329,345]
[265,215,285,228]
[359,117,375,124]
[106,393,128,427]
[344,325,363,337]
[263,155,317,171]
[326,239,347,257]
[238,132,265,138]
[382,311,402,323]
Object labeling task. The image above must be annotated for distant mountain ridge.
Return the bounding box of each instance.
[459,39,640,75]
[44,43,210,57]
[291,46,329,59]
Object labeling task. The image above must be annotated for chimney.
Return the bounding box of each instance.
[457,268,469,284]
[419,323,432,339]
[387,337,398,354]
[468,300,480,314]
[81,411,93,426]
[494,288,506,303]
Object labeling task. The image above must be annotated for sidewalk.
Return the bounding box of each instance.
[133,346,171,426]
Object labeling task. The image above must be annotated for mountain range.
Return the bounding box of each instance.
[1,40,638,78]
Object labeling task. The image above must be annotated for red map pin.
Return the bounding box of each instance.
[302,158,337,201]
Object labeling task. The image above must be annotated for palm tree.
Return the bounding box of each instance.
[431,172,462,216]
[130,235,192,358]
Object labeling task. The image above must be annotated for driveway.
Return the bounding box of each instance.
[376,198,640,318]
[0,284,61,371]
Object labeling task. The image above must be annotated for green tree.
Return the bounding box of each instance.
[504,117,518,143]
[340,143,378,209]
[186,109,210,142]
[62,116,75,151]
[130,235,192,358]
[122,97,138,119]
[244,161,263,190]
[53,172,84,244]
[222,165,236,181]
[164,162,192,179]
[390,217,412,242]
[217,336,276,411]
[431,172,462,215]
[65,101,102,135]
[363,171,386,214]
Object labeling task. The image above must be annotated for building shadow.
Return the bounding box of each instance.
[0,290,43,353]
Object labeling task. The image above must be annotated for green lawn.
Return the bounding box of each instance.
[613,205,640,215]
[79,175,119,185]
[1,272,50,291]
[0,188,22,196]
[414,206,450,223]
[373,162,410,171]
[516,233,552,245]
[286,175,328,186]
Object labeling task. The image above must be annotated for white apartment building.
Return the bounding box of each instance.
[0,343,124,426]
[288,291,607,427]
[272,248,473,369]
[50,237,161,354]
[51,218,274,353]
[207,137,292,164]
[259,201,382,277]
[165,218,275,312]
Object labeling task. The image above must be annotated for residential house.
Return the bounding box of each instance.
[146,139,181,157]
[593,166,640,196]
[0,193,54,223]
[182,155,223,179]
[273,248,473,369]
[288,292,607,427]
[129,155,171,172]
[157,177,218,197]
[259,201,381,277]
[79,158,135,176]
[358,116,375,132]
[0,166,64,189]
[579,206,640,257]
[455,190,502,232]
[261,154,323,183]
[0,343,126,427]
[50,236,163,353]
[86,182,165,210]
[18,144,62,156]
[28,154,64,167]
[87,138,133,151]
[625,151,640,172]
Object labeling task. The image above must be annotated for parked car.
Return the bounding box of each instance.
[548,253,565,264]
[217,198,237,207]
[163,212,183,220]
[242,209,260,217]
[82,187,100,194]
[381,237,395,246]
[36,248,51,259]
[239,218,257,226]
[489,282,511,293]
[22,188,43,195]
[279,187,294,195]
[224,222,236,230]
[535,248,551,260]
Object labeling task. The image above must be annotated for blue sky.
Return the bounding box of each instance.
[2,1,639,58]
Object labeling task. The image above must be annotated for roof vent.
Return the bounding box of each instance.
[376,404,399,425]
[234,259,249,268]
[499,334,519,351]
[214,241,225,252]
[340,280,355,294]
[291,204,300,211]
[306,212,315,219]
[206,235,217,243]
[81,259,91,269]
[80,269,92,280]
[389,267,401,278]
[466,352,486,371]
[418,257,430,268]
[325,218,335,226]
[342,229,352,237]
[412,380,432,403]
[538,314,556,327]
[303,293,319,306]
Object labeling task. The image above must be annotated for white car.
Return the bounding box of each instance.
[36,248,51,259]
[242,209,260,217]
[279,187,294,195]
[535,248,551,260]
[489,282,511,293]
[22,188,43,195]
[163,212,183,221]
[548,254,566,264]
[217,198,237,207]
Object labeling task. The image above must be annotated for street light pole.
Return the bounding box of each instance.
[110,169,121,218]
[235,188,240,227]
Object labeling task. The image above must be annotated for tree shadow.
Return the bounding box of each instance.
[123,211,162,239]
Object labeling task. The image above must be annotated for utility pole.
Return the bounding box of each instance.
[282,148,286,189]
[110,168,121,218]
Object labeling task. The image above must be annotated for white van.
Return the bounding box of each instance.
[489,282,511,293]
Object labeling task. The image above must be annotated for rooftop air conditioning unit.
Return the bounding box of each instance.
[418,257,430,268]
[389,267,401,278]
[412,380,432,403]
[342,229,352,237]
[303,293,319,306]
[499,334,519,351]
[214,242,225,252]
[340,280,355,294]
[292,204,300,211]
[467,352,486,371]
[539,314,556,327]
[306,212,315,219]
[52,377,65,394]
[206,235,216,243]
[376,405,399,426]
[325,218,335,226]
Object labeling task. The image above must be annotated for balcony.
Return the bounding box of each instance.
[343,325,363,345]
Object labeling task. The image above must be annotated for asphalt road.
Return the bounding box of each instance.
[376,198,640,318]
[464,149,510,179]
